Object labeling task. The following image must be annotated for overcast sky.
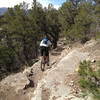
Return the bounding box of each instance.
[0,0,66,9]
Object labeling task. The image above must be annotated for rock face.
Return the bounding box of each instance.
[31,50,89,100]
[0,73,29,92]
[0,73,30,100]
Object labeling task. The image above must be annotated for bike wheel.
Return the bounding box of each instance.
[40,59,45,71]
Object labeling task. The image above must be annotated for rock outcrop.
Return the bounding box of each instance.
[31,50,89,100]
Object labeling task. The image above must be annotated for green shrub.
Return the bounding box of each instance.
[78,60,100,100]
[96,31,100,39]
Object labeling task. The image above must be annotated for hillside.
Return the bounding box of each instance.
[0,0,100,100]
[0,39,100,100]
[0,8,8,15]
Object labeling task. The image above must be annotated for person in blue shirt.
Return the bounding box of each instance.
[40,35,52,68]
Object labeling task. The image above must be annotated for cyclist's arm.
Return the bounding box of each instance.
[48,40,52,46]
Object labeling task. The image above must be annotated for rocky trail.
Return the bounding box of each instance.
[0,39,100,100]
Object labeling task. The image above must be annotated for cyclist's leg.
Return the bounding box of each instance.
[45,47,49,66]
[40,46,43,61]
[40,46,45,71]
[41,56,46,71]
[47,55,49,66]
[42,47,48,71]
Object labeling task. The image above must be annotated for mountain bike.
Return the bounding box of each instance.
[40,56,49,71]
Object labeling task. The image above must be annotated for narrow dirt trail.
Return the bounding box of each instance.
[31,49,89,100]
[24,42,70,90]
[31,40,98,100]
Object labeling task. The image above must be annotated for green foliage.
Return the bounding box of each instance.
[75,3,94,34]
[45,6,61,48]
[59,2,77,32]
[0,2,41,78]
[78,60,100,100]
[96,32,100,39]
[95,4,100,38]
[0,45,15,66]
[0,1,61,80]
[59,1,100,42]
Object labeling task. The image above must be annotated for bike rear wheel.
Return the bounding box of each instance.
[40,57,46,71]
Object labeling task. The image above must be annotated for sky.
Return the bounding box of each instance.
[0,0,66,9]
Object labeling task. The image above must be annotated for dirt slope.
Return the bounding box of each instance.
[0,39,100,100]
[31,49,89,100]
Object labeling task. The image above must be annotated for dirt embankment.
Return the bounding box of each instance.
[0,39,100,100]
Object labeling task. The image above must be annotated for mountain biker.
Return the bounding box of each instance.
[40,35,52,67]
